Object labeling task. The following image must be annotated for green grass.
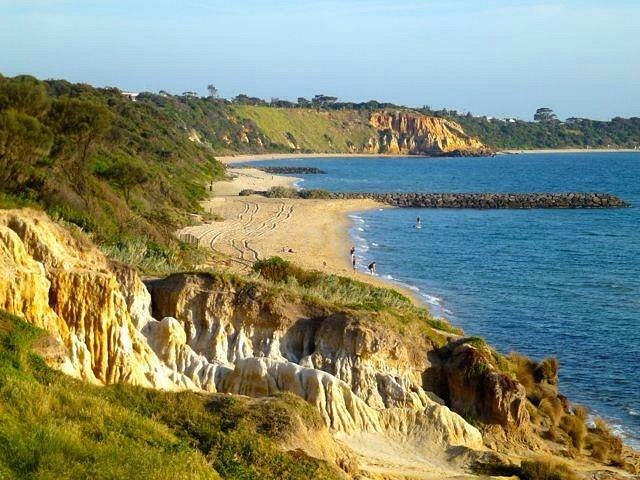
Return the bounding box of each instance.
[252,257,461,344]
[0,310,343,480]
[233,106,374,152]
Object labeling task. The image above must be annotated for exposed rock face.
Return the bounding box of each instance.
[0,209,196,389]
[438,344,529,429]
[0,209,484,457]
[369,111,489,156]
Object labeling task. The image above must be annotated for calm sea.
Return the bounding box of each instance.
[243,153,640,447]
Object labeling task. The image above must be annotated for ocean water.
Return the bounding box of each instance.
[243,153,640,447]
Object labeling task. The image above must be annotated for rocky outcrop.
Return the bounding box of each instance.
[438,344,529,429]
[368,112,490,156]
[329,192,630,209]
[0,209,196,389]
[243,166,327,175]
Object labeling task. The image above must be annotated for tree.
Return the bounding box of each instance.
[101,159,149,205]
[311,94,338,107]
[534,107,557,123]
[0,75,50,118]
[0,110,53,184]
[46,97,112,183]
[297,97,311,108]
[207,84,218,98]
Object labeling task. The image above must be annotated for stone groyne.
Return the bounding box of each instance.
[243,166,326,174]
[328,192,629,209]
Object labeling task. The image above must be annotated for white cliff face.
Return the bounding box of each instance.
[0,208,483,461]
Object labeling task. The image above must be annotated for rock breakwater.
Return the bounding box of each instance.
[244,166,326,174]
[328,192,629,209]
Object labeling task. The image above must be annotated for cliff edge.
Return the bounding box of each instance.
[1,208,637,479]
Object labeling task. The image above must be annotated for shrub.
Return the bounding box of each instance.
[573,405,588,422]
[265,186,299,198]
[589,436,610,462]
[560,414,587,451]
[538,397,564,426]
[509,353,559,403]
[298,189,331,199]
[520,456,578,480]
[238,188,258,196]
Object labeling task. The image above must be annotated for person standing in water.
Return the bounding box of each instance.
[368,262,376,275]
[350,246,356,272]
[416,216,421,228]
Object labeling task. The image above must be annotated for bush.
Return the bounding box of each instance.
[520,456,578,480]
[538,397,564,427]
[560,414,587,451]
[265,186,299,198]
[239,189,258,196]
[298,189,331,199]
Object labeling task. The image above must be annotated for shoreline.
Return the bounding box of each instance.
[181,167,427,305]
[500,148,640,154]
[216,148,640,164]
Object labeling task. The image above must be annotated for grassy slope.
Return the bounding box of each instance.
[233,106,374,153]
[0,311,343,480]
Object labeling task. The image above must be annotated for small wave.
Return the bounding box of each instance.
[419,293,443,307]
[357,227,365,232]
[371,242,379,247]
[629,409,639,417]
[383,274,394,280]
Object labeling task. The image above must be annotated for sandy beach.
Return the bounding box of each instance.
[178,168,422,298]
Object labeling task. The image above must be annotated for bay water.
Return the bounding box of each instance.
[243,153,640,447]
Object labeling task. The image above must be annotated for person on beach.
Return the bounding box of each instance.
[368,262,376,275]
[352,255,357,272]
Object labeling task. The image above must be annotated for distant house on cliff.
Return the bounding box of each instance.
[121,92,140,101]
[182,91,198,98]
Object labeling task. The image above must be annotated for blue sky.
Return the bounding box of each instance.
[1,0,638,119]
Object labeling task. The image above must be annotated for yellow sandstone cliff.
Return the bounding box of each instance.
[368,111,488,156]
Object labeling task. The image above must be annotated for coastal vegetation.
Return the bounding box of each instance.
[421,108,640,150]
[0,310,343,480]
[0,74,225,272]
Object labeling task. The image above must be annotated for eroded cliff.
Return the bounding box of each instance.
[233,106,490,156]
[369,111,489,156]
[2,208,636,478]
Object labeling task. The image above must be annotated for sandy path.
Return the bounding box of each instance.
[179,168,422,299]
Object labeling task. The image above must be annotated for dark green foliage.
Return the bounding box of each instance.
[422,108,640,149]
[298,189,331,199]
[0,110,53,183]
[0,74,227,272]
[265,186,299,198]
[0,311,343,480]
